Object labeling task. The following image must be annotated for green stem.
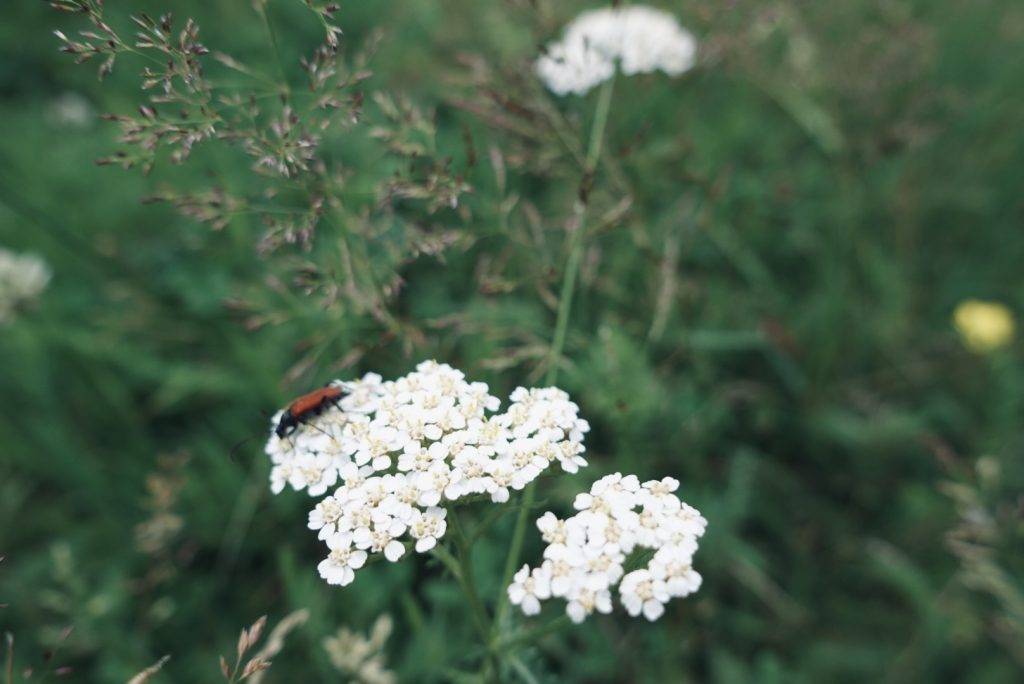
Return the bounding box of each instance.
[451,511,492,637]
[493,469,537,637]
[495,615,573,654]
[493,76,616,641]
[5,633,14,684]
[544,223,585,384]
[586,77,615,169]
[439,508,498,679]
[256,0,290,100]
[544,75,614,384]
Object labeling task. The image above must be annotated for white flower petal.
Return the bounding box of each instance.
[384,540,405,562]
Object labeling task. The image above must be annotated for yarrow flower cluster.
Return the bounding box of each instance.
[536,5,697,96]
[265,360,590,586]
[0,248,51,323]
[508,473,705,623]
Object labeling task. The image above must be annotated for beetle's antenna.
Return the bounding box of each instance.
[229,435,258,462]
[298,418,335,439]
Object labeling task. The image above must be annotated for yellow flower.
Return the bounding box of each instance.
[953,300,1015,353]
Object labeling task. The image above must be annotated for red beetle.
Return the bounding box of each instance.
[275,384,346,438]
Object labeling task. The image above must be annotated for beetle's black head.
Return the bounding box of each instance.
[275,411,298,439]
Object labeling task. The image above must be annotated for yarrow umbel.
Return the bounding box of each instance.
[508,473,705,623]
[265,360,590,586]
[0,248,51,323]
[536,5,697,96]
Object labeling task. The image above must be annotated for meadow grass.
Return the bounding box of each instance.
[1,0,1023,681]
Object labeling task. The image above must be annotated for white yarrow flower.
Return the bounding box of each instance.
[508,564,553,616]
[510,472,706,622]
[619,569,670,621]
[409,506,447,553]
[318,533,368,586]
[536,5,697,96]
[265,361,589,587]
[0,249,51,323]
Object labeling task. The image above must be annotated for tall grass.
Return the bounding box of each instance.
[1,0,1023,680]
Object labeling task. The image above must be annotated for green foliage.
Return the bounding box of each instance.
[2,0,1023,681]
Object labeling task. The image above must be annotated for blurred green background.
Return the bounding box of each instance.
[2,0,1023,681]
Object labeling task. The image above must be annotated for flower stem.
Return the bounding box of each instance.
[493,76,616,643]
[439,508,498,678]
[586,76,616,171]
[495,614,573,654]
[544,75,614,386]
